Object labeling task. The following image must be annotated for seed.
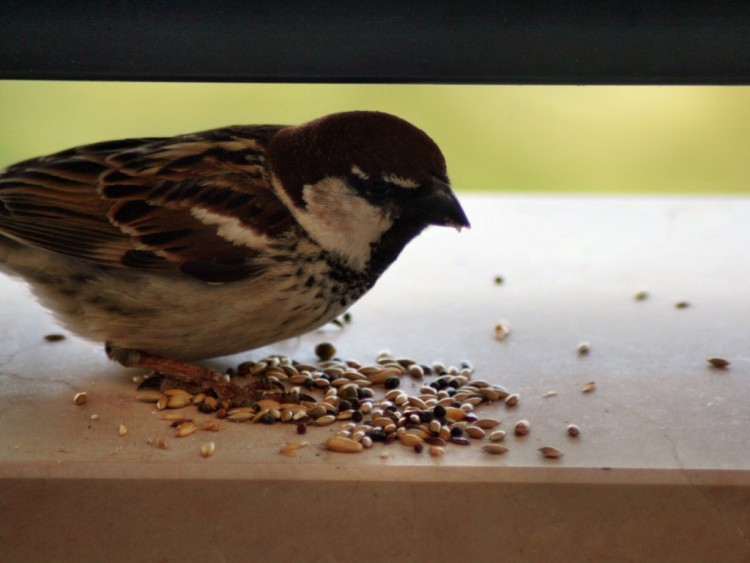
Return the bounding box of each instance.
[493,275,504,285]
[428,420,442,434]
[383,376,400,390]
[543,390,558,398]
[315,342,337,361]
[279,441,307,456]
[255,399,281,410]
[154,437,167,450]
[464,426,486,439]
[539,446,563,459]
[118,423,128,437]
[408,364,424,379]
[444,407,465,421]
[514,420,530,436]
[489,430,507,442]
[90,414,99,420]
[325,436,363,453]
[581,381,596,393]
[200,441,216,458]
[227,411,254,422]
[577,341,590,356]
[675,301,691,309]
[449,436,470,446]
[176,422,197,437]
[399,434,424,447]
[566,424,581,437]
[475,418,501,429]
[494,321,511,341]
[504,393,520,407]
[44,333,66,342]
[429,446,445,457]
[413,443,424,453]
[482,444,509,455]
[707,357,730,369]
[315,415,336,426]
[73,392,87,406]
[361,436,373,448]
[634,290,649,301]
[135,390,165,403]
[167,395,192,409]
[163,388,192,397]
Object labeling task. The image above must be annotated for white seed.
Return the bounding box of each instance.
[577,341,590,356]
[504,393,520,407]
[118,423,128,437]
[361,436,373,448]
[539,446,563,459]
[314,415,336,426]
[73,392,87,406]
[494,321,511,341]
[514,420,530,436]
[428,420,442,434]
[566,424,581,437]
[489,430,507,442]
[200,441,216,458]
[325,436,363,453]
[543,390,558,398]
[482,444,509,455]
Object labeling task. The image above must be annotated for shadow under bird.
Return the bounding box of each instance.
[0,111,469,394]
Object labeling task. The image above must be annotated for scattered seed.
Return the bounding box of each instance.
[493,275,504,285]
[566,424,581,437]
[576,341,590,356]
[176,422,197,437]
[634,290,649,301]
[494,321,511,341]
[200,441,216,458]
[675,301,691,309]
[514,420,530,436]
[118,423,128,437]
[43,333,66,342]
[279,441,307,456]
[314,415,336,426]
[489,430,507,442]
[73,392,87,406]
[315,342,337,361]
[136,390,165,403]
[482,444,509,455]
[201,420,220,432]
[325,436,363,453]
[475,418,501,429]
[539,446,564,459]
[543,390,558,398]
[154,437,167,450]
[707,357,730,369]
[464,426,486,439]
[89,414,99,421]
[428,446,445,457]
[581,381,597,393]
[504,393,520,407]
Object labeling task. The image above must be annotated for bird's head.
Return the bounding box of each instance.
[268,111,469,273]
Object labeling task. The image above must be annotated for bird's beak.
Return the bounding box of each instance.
[422,177,471,231]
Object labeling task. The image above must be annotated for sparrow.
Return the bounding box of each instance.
[0,111,469,397]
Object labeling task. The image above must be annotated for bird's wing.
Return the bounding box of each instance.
[0,126,295,283]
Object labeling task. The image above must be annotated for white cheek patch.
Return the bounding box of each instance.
[351,165,370,180]
[273,176,392,272]
[190,207,273,249]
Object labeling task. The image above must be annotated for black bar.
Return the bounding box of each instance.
[2,2,750,85]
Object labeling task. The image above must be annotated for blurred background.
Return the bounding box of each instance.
[1,81,749,193]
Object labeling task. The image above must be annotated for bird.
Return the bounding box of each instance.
[0,110,469,396]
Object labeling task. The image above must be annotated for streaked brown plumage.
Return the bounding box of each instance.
[0,111,469,387]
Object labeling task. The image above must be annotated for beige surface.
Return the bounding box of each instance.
[1,195,749,562]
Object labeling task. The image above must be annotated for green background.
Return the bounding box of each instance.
[2,81,749,193]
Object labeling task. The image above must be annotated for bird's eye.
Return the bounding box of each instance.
[366,180,393,199]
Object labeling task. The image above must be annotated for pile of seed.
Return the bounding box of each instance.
[134,345,560,458]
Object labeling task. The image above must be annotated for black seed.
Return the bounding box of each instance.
[448,379,461,389]
[261,413,275,425]
[384,376,400,390]
[315,342,336,361]
[198,402,216,414]
[450,426,464,438]
[296,423,307,435]
[433,405,447,418]
[413,443,424,454]
[420,411,435,423]
[369,430,388,442]
[351,411,363,423]
[43,334,66,342]
[338,400,352,412]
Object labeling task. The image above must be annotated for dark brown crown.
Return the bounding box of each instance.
[267,111,448,208]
